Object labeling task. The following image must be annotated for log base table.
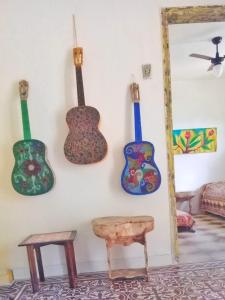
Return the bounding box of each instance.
[18,230,77,293]
[92,216,154,280]
[175,191,196,214]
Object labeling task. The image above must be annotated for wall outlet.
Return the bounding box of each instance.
[142,64,151,79]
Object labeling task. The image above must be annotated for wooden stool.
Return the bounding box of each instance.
[176,191,196,214]
[18,230,77,293]
[92,216,154,279]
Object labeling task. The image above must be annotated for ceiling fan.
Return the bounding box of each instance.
[190,36,225,74]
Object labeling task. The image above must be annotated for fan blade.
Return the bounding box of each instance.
[190,53,213,60]
[207,64,214,71]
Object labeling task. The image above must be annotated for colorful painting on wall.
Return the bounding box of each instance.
[172,127,217,155]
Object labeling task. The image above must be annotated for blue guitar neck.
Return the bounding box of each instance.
[134,102,142,143]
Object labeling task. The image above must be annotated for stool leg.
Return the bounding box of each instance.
[64,241,77,288]
[143,236,149,281]
[35,246,45,282]
[189,200,192,214]
[106,240,112,279]
[27,245,39,293]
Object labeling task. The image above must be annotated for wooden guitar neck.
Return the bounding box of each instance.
[75,67,85,106]
[73,47,85,106]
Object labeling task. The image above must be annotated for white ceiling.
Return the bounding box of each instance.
[169,22,225,80]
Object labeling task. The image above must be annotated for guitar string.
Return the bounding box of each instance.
[72,14,78,106]
[73,14,78,47]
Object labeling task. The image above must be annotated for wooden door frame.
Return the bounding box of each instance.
[161,5,225,257]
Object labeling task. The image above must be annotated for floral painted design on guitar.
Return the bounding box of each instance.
[122,142,161,195]
[12,140,54,195]
[11,80,54,196]
[121,82,161,195]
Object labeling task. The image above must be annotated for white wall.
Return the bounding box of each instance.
[1,0,225,279]
[172,79,225,191]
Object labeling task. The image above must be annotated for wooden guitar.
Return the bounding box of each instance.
[64,47,107,164]
[121,83,161,195]
[11,80,54,196]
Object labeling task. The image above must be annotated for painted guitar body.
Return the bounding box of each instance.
[121,141,161,195]
[64,106,107,164]
[12,139,54,196]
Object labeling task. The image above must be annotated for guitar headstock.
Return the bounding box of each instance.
[73,47,83,67]
[19,80,29,101]
[130,82,140,103]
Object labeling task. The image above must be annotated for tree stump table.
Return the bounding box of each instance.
[92,216,154,279]
[175,191,196,214]
[18,230,77,293]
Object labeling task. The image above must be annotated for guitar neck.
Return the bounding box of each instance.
[21,100,31,140]
[134,102,142,143]
[19,80,31,140]
[130,82,142,143]
[76,66,85,106]
[73,47,85,106]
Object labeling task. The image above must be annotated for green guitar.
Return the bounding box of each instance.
[11,80,54,196]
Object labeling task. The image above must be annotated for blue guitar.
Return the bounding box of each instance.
[121,82,161,195]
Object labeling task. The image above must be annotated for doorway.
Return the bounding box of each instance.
[161,5,225,262]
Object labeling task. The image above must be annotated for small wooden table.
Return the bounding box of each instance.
[176,191,195,214]
[18,230,77,293]
[92,216,154,280]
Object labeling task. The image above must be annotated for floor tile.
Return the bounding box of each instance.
[178,213,225,264]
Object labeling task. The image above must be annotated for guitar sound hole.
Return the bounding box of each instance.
[28,164,35,171]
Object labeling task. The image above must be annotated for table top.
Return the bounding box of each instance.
[92,216,154,226]
[175,191,195,201]
[92,216,154,241]
[18,230,77,246]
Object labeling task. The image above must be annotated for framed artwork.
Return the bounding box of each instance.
[172,127,217,155]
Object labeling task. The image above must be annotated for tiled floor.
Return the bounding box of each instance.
[178,213,225,264]
[2,261,225,299]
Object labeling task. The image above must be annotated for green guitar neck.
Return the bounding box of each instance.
[21,100,31,140]
[19,80,31,140]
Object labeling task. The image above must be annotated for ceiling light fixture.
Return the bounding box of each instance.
[212,63,223,77]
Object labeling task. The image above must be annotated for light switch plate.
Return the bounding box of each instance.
[142,64,151,78]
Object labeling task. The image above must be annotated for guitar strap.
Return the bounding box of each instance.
[21,100,31,140]
[134,102,142,143]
